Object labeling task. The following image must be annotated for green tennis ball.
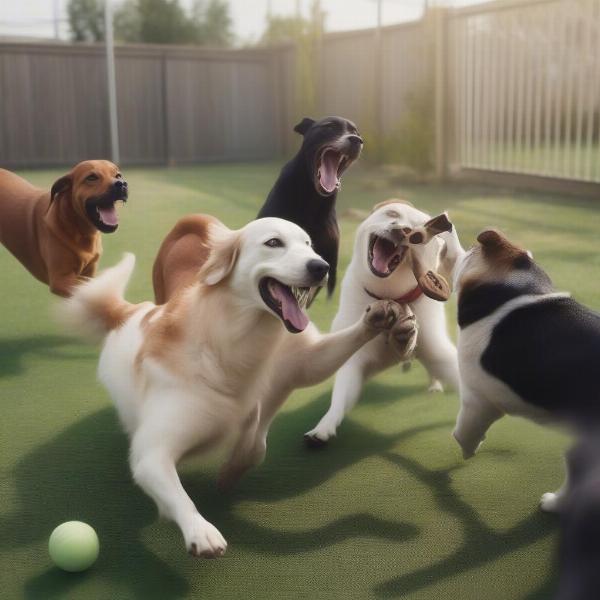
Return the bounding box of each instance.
[48,521,99,572]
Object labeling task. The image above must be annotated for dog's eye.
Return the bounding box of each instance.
[264,238,284,248]
[115,172,122,179]
[86,173,99,182]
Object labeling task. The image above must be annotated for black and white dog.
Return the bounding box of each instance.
[453,228,600,511]
[257,116,363,295]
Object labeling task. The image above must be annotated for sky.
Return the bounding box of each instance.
[0,0,486,43]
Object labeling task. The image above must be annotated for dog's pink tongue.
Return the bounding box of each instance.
[319,150,339,193]
[271,282,309,332]
[373,237,394,273]
[98,204,118,226]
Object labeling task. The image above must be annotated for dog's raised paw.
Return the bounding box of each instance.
[364,300,401,331]
[389,310,417,358]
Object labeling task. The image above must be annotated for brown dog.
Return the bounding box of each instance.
[0,160,127,296]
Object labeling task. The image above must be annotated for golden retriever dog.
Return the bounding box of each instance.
[0,160,127,296]
[60,217,417,558]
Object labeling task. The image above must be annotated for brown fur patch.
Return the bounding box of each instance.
[92,297,144,331]
[135,291,192,377]
[477,229,529,268]
[152,214,221,304]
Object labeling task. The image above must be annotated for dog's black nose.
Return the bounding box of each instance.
[114,179,127,189]
[348,134,363,146]
[306,259,329,281]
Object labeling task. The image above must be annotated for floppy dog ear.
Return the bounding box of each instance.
[477,229,531,268]
[477,229,506,249]
[50,174,73,204]
[201,228,242,286]
[293,117,315,135]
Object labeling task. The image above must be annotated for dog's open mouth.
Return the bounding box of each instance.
[259,277,311,333]
[85,192,127,233]
[316,148,353,195]
[368,234,408,278]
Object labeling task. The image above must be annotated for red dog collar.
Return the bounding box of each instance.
[364,285,423,304]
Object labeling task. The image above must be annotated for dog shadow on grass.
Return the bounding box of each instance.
[4,381,427,599]
[372,451,559,598]
[0,335,94,378]
[3,380,558,599]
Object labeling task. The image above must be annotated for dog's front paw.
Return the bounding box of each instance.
[364,300,401,332]
[389,307,417,358]
[540,492,566,513]
[185,515,227,558]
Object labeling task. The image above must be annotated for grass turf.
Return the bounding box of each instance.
[1,161,598,599]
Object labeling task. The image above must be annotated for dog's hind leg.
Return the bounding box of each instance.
[413,302,459,392]
[217,403,265,491]
[129,394,228,558]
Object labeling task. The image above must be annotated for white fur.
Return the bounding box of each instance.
[305,202,464,444]
[61,217,402,557]
[58,252,137,340]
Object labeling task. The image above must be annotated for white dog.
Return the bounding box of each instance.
[61,217,416,558]
[305,200,463,445]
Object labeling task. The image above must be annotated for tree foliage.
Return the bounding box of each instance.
[67,0,232,46]
[67,0,104,42]
[260,1,324,119]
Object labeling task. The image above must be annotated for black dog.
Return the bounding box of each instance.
[257,116,363,296]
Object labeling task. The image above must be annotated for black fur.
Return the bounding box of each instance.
[257,116,362,296]
[459,254,600,420]
[458,282,541,328]
[481,297,600,420]
[458,261,554,328]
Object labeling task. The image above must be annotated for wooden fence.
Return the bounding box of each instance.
[0,43,281,168]
[1,0,599,195]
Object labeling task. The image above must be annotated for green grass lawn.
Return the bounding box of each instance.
[1,161,599,599]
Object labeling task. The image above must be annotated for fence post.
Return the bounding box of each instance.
[104,0,120,165]
[161,49,172,166]
[434,6,449,180]
[374,0,384,162]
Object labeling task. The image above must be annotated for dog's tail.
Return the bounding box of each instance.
[58,253,138,341]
